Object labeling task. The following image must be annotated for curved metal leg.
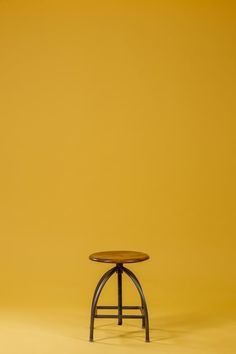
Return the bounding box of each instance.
[89,266,117,342]
[123,266,150,342]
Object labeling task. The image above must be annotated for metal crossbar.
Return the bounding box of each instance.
[97,305,142,310]
[95,314,144,319]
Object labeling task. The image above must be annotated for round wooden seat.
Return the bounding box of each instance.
[89,250,149,264]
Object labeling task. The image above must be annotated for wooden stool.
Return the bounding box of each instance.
[89,250,150,342]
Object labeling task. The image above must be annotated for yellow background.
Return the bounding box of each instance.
[0,1,236,353]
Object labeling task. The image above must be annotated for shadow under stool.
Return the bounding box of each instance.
[89,250,150,342]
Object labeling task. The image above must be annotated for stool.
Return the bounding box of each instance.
[89,250,150,342]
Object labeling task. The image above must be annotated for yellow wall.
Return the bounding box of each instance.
[0,0,235,312]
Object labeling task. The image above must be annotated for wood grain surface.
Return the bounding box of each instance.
[89,250,150,264]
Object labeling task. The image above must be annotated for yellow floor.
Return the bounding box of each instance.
[1,307,235,354]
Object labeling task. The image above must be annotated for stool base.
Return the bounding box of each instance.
[89,263,150,342]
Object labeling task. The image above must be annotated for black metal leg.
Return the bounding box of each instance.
[141,299,146,329]
[89,266,117,342]
[89,264,150,342]
[117,264,123,325]
[123,266,150,342]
